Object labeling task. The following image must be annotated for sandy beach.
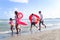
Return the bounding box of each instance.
[5,28,60,40]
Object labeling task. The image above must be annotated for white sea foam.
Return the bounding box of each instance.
[46,24,53,26]
[0,30,11,34]
[0,29,17,34]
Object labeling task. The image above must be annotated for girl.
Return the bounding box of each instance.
[15,11,21,34]
[9,18,14,35]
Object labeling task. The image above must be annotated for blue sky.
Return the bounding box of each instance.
[0,0,60,19]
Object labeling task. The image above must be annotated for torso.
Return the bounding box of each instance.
[9,21,14,25]
[32,15,35,22]
[39,14,43,21]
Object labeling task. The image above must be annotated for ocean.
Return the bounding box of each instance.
[0,18,60,40]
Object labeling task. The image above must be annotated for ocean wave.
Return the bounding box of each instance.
[0,30,16,34]
[46,24,53,26]
[46,23,60,26]
[0,21,8,23]
[0,30,11,34]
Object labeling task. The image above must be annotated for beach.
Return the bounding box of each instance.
[0,18,60,40]
[5,28,60,40]
[0,0,60,40]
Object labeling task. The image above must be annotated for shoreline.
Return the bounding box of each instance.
[0,23,60,40]
[4,28,60,40]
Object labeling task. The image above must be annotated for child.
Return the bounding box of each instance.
[9,18,14,35]
[30,13,37,31]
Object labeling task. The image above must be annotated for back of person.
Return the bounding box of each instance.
[32,15,35,22]
[38,11,46,30]
[39,12,43,21]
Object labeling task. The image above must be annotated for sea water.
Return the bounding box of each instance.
[0,18,60,40]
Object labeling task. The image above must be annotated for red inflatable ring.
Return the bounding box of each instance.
[29,14,40,24]
[17,12,23,19]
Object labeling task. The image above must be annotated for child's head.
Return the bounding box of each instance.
[9,18,13,21]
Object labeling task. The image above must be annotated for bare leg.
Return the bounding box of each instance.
[18,25,21,32]
[18,28,21,32]
[42,21,46,28]
[43,24,46,28]
[11,26,13,36]
[16,24,19,34]
[39,25,41,30]
[30,26,32,31]
[30,26,33,34]
[34,24,38,28]
[39,21,41,30]
[11,30,13,36]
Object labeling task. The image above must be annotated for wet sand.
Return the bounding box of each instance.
[5,28,60,40]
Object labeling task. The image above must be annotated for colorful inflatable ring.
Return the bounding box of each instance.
[17,12,23,19]
[16,12,27,25]
[29,14,40,24]
[17,18,27,25]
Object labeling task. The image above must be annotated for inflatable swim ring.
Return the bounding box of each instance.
[29,14,40,24]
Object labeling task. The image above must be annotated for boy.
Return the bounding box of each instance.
[30,13,37,31]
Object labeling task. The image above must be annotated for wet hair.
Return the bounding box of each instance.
[32,13,34,15]
[9,18,12,20]
[39,11,41,13]
[15,11,18,15]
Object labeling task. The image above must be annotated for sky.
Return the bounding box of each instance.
[0,0,60,19]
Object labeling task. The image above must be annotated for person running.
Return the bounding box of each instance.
[30,13,37,31]
[14,11,21,34]
[38,11,46,30]
[9,18,14,35]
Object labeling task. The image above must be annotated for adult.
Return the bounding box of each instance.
[38,11,46,30]
[14,11,21,34]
